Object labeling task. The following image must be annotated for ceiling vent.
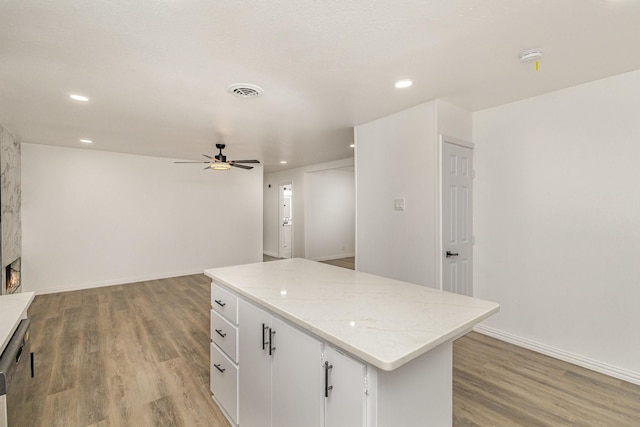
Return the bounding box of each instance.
[227,83,264,98]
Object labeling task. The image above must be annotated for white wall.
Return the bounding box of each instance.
[473,69,640,382]
[355,99,471,287]
[22,143,263,293]
[263,158,354,258]
[305,167,355,260]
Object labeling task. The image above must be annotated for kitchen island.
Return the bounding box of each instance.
[205,258,499,427]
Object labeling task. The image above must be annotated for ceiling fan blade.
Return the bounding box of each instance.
[231,159,260,164]
[174,161,211,164]
[202,154,213,159]
[230,163,253,170]
[204,165,212,170]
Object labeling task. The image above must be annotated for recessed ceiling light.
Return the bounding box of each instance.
[350,144,355,148]
[280,160,287,164]
[80,139,92,144]
[70,94,89,102]
[394,79,413,89]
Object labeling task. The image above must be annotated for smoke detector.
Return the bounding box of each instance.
[227,83,264,98]
[520,49,543,63]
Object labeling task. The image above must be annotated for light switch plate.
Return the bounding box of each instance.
[394,199,405,211]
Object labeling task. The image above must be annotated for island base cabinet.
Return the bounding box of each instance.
[271,316,324,427]
[324,346,368,427]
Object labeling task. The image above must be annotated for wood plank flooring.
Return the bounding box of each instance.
[26,275,229,427]
[25,269,640,426]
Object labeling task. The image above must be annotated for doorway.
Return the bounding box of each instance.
[279,183,293,258]
[442,136,474,296]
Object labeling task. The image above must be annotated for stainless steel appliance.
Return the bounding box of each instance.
[0,320,33,427]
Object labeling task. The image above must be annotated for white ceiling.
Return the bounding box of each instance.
[2,0,640,172]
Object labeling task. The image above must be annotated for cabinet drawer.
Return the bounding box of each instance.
[211,282,238,325]
[210,343,239,425]
[211,310,239,362]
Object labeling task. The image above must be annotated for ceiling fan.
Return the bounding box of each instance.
[174,144,260,170]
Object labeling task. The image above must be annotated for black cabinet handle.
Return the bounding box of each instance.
[269,328,276,355]
[262,323,269,350]
[214,299,226,307]
[446,251,459,258]
[213,363,225,373]
[324,361,334,397]
[215,329,227,338]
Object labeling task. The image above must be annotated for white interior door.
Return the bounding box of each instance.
[279,183,293,258]
[442,138,473,296]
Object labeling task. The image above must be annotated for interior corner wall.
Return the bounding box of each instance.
[263,158,354,259]
[473,69,640,379]
[21,143,263,294]
[306,168,355,261]
[355,101,439,287]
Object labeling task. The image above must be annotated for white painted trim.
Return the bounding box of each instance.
[263,251,279,258]
[474,324,640,386]
[441,134,474,149]
[27,269,206,295]
[308,253,356,262]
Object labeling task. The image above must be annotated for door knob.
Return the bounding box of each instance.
[446,251,459,258]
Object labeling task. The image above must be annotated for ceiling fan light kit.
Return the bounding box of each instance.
[210,162,231,170]
[173,143,260,171]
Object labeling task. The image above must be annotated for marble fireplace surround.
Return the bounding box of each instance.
[0,124,22,295]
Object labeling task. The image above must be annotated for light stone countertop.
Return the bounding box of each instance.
[0,291,35,354]
[205,258,499,371]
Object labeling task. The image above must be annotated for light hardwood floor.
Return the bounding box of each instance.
[26,270,640,426]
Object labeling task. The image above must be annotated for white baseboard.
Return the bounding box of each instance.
[309,252,355,262]
[473,324,640,386]
[263,251,279,257]
[27,269,206,295]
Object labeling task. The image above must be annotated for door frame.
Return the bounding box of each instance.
[438,134,474,291]
[279,182,293,258]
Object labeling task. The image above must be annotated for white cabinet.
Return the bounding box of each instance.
[237,299,271,427]
[210,343,239,424]
[324,346,367,427]
[210,282,240,426]
[238,299,324,427]
[213,283,370,427]
[271,316,323,427]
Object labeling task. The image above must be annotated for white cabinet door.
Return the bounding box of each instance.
[238,300,272,427]
[271,317,324,427]
[325,346,367,427]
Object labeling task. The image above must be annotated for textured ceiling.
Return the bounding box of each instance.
[1,0,640,172]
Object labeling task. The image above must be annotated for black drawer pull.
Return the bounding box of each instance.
[215,329,227,338]
[269,329,276,355]
[262,323,269,350]
[214,363,225,373]
[214,299,226,307]
[325,361,334,397]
